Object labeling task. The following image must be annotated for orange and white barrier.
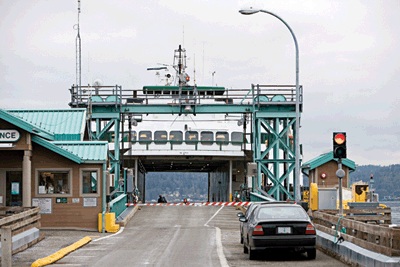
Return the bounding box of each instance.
[126,202,251,207]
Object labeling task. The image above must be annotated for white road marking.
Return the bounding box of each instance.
[216,227,230,267]
[204,206,224,227]
[92,226,125,242]
[205,206,230,267]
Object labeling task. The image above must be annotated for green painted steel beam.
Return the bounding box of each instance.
[119,105,253,114]
[255,111,296,118]
[90,104,297,115]
[90,105,297,115]
[91,112,121,119]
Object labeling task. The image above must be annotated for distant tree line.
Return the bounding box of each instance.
[350,164,400,198]
[144,165,400,202]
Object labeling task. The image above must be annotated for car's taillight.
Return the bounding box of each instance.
[253,225,264,236]
[306,223,316,235]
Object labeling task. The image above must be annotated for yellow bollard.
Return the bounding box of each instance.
[98,212,120,233]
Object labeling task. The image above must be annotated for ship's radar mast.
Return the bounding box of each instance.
[173,45,190,86]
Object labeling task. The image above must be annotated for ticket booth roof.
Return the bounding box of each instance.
[301,152,356,176]
[1,108,108,164]
[3,108,86,141]
[32,136,108,164]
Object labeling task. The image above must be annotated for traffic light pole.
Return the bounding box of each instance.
[336,159,345,216]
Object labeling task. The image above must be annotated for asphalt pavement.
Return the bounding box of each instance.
[10,205,348,267]
[11,229,112,267]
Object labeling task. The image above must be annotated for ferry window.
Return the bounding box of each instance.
[139,131,152,143]
[216,131,229,144]
[81,170,98,195]
[170,131,183,144]
[200,131,214,145]
[131,131,137,143]
[38,170,70,195]
[185,131,199,143]
[154,131,168,144]
[231,132,243,145]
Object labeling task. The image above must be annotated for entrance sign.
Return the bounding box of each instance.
[0,129,20,142]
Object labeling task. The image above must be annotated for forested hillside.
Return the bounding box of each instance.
[145,172,208,202]
[143,165,400,202]
[350,164,400,199]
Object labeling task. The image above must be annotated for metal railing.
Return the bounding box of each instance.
[313,209,399,256]
[109,193,127,218]
[69,84,303,108]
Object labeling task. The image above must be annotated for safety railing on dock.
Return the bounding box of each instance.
[0,207,42,265]
[109,193,127,218]
[313,209,400,257]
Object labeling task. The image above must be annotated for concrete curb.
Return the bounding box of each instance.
[317,230,400,267]
[116,205,139,226]
[30,236,92,267]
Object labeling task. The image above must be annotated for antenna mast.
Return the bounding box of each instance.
[75,0,82,101]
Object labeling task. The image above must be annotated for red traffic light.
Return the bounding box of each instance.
[334,133,346,145]
[333,132,347,159]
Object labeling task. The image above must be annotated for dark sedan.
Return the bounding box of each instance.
[237,202,269,244]
[240,202,316,260]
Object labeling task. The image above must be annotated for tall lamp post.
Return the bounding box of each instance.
[239,8,301,201]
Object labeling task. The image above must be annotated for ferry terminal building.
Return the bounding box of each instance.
[0,109,108,230]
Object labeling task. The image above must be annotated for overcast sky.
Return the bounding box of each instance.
[1,0,399,166]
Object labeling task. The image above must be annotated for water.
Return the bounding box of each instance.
[381,201,400,224]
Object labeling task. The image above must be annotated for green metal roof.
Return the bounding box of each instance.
[0,109,55,140]
[301,152,356,176]
[32,136,108,163]
[1,109,107,164]
[6,109,86,141]
[54,141,108,163]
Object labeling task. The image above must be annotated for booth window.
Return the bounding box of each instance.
[81,170,98,194]
[38,170,70,195]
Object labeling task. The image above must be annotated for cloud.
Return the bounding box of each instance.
[1,0,400,166]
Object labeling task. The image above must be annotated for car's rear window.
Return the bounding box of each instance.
[257,206,309,220]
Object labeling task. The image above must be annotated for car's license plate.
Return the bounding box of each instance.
[277,227,291,234]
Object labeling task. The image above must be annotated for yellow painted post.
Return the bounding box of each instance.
[99,213,120,233]
[309,183,318,211]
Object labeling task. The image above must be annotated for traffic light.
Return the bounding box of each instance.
[333,132,347,159]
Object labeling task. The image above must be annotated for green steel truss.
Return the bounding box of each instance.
[69,84,302,199]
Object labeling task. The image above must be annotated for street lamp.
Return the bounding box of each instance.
[239,8,301,201]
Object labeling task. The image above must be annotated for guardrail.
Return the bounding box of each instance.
[69,84,303,108]
[109,193,127,218]
[312,209,400,257]
[0,207,42,266]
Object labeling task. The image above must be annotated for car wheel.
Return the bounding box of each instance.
[248,247,256,260]
[307,248,316,260]
[243,243,248,254]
